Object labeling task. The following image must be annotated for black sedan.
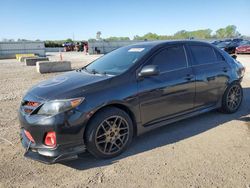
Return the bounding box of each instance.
[19,40,245,164]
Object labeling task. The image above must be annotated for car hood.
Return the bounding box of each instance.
[25,70,111,101]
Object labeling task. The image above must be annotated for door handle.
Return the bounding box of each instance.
[185,74,194,81]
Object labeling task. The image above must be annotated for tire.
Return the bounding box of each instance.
[85,107,133,159]
[220,82,243,114]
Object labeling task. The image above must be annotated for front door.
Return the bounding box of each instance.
[137,45,195,126]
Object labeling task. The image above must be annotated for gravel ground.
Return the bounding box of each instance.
[0,52,249,188]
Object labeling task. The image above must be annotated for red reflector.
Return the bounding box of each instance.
[24,130,35,143]
[44,132,56,147]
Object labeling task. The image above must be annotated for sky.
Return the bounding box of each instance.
[0,0,249,41]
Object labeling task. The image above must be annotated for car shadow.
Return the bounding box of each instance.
[61,87,250,170]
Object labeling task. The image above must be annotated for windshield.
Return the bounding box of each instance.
[85,45,151,75]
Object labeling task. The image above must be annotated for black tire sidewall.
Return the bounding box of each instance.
[85,107,133,159]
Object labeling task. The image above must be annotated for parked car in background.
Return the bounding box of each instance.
[215,41,231,51]
[211,40,223,45]
[236,41,250,54]
[63,42,75,52]
[214,39,246,54]
[223,41,240,54]
[224,39,232,42]
[19,40,245,164]
[232,38,243,43]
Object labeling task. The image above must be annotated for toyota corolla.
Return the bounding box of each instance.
[19,40,245,164]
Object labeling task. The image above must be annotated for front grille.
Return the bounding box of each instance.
[21,100,41,115]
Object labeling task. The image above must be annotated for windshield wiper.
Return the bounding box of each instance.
[80,67,93,74]
[100,71,107,75]
[76,66,88,72]
[91,69,99,74]
[89,68,109,75]
[78,67,108,76]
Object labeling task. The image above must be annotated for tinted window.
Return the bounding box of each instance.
[190,45,217,65]
[150,45,187,72]
[214,50,225,61]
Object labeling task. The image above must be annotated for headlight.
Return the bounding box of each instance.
[37,98,84,116]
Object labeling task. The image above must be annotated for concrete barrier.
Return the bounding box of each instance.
[18,55,36,62]
[36,61,71,74]
[25,57,49,66]
[16,54,35,61]
[20,56,38,62]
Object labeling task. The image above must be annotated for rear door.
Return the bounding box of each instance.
[137,45,196,126]
[187,44,230,108]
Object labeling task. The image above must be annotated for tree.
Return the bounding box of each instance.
[189,29,212,39]
[131,25,241,41]
[133,32,164,40]
[173,30,188,39]
[17,38,29,42]
[2,38,15,42]
[216,25,240,38]
[88,38,97,42]
[65,38,73,43]
[172,29,212,39]
[105,37,130,41]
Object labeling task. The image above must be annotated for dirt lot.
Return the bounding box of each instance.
[0,52,249,188]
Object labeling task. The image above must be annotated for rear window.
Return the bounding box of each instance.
[214,50,225,61]
[190,45,217,65]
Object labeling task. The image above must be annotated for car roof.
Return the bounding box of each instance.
[128,40,211,48]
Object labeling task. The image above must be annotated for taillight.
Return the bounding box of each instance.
[44,132,56,147]
[24,130,35,143]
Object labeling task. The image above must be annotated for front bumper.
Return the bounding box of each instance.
[21,129,86,164]
[19,96,89,164]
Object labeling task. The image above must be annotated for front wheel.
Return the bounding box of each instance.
[85,107,133,159]
[220,82,243,113]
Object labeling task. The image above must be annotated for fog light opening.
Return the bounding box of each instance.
[44,131,56,147]
[24,130,35,143]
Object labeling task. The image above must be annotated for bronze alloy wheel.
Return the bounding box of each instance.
[95,115,130,155]
[226,84,242,111]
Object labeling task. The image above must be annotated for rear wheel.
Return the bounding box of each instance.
[85,107,133,159]
[220,82,243,113]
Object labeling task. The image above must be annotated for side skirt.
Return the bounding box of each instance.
[137,105,219,135]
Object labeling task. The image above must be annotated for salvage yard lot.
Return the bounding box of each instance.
[0,53,249,188]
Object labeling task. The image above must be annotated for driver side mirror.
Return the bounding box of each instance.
[138,65,160,77]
